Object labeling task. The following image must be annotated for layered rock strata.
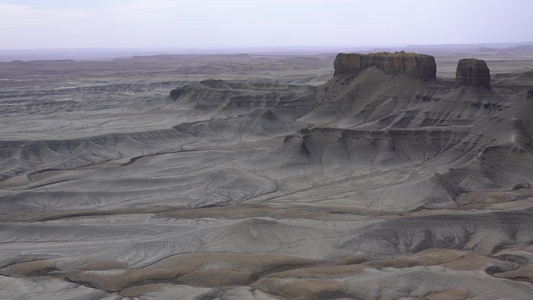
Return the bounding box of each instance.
[456,58,491,90]
[333,51,437,80]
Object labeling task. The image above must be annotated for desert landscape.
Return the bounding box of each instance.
[1,45,533,300]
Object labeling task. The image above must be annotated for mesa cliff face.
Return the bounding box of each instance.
[333,51,437,80]
[456,58,491,89]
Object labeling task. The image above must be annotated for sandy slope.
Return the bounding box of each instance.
[1,54,533,299]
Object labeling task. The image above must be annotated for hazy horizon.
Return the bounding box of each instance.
[1,0,532,51]
[1,41,532,62]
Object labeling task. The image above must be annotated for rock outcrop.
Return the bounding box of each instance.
[456,58,491,90]
[333,51,437,80]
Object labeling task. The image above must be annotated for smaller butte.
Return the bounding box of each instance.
[456,58,491,90]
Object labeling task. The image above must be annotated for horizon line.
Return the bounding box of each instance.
[1,41,533,52]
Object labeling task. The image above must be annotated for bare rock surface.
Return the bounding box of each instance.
[334,51,436,80]
[456,58,491,89]
[0,52,533,299]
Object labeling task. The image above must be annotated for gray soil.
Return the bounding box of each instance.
[1,50,533,300]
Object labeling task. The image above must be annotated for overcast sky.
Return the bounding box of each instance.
[0,0,531,50]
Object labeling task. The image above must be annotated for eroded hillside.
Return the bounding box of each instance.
[0,52,533,299]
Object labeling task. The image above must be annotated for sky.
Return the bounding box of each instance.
[0,0,532,50]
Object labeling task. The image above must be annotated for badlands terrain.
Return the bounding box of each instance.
[1,47,533,299]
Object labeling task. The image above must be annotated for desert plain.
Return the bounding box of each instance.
[1,45,533,299]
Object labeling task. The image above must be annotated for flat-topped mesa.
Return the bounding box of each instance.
[333,51,437,80]
[456,58,491,90]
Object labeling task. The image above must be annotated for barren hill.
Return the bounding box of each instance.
[0,52,533,299]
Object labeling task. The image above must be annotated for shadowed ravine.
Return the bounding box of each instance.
[1,52,533,299]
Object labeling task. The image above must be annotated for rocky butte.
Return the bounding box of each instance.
[456,58,491,90]
[333,51,437,80]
